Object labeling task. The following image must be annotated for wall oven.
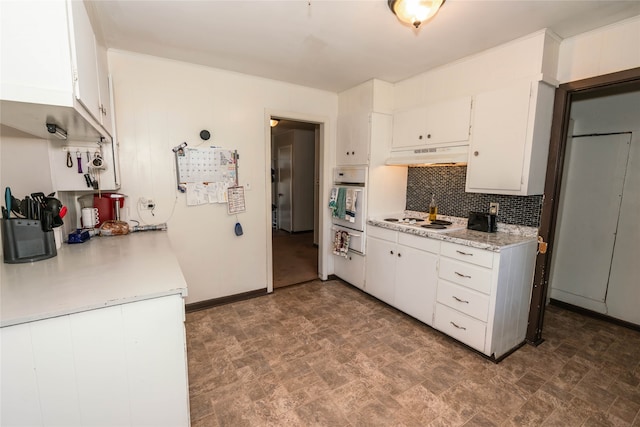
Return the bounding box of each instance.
[330,166,367,255]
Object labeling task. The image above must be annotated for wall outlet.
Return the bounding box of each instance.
[489,202,499,215]
[138,197,156,210]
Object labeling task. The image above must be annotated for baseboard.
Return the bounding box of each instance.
[549,299,640,332]
[186,288,268,313]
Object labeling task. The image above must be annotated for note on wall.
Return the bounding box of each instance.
[227,186,246,214]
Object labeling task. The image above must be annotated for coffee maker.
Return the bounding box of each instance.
[78,193,126,228]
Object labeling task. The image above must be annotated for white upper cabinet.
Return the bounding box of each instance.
[95,43,113,133]
[68,0,101,123]
[0,0,110,141]
[336,79,394,167]
[336,112,370,165]
[466,79,555,195]
[391,96,472,150]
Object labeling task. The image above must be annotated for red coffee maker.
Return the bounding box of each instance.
[93,193,126,227]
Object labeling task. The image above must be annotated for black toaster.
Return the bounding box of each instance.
[467,211,497,233]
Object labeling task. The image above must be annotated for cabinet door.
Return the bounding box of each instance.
[466,81,531,193]
[391,106,428,149]
[392,97,472,149]
[334,251,366,289]
[1,324,43,426]
[424,96,472,145]
[394,245,438,325]
[337,112,369,165]
[365,237,396,305]
[95,42,112,133]
[68,0,101,122]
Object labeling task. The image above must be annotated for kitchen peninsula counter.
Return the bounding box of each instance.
[367,219,537,252]
[1,231,190,426]
[1,231,187,327]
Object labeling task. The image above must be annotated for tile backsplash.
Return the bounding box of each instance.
[406,166,543,228]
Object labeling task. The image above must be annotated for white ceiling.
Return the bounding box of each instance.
[89,0,640,93]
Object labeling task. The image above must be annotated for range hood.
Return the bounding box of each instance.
[385,144,469,166]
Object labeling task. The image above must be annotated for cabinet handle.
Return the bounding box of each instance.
[346,152,350,155]
[418,135,423,140]
[390,250,394,255]
[427,134,431,139]
[474,151,479,157]
[450,321,466,331]
[397,253,401,258]
[351,151,355,155]
[452,296,469,304]
[455,271,471,279]
[456,250,473,256]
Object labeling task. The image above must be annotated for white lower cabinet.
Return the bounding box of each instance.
[334,251,366,289]
[434,240,537,359]
[365,227,439,325]
[364,225,537,360]
[364,234,397,305]
[0,294,190,427]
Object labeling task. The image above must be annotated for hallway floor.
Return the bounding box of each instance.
[272,230,318,288]
[186,280,640,426]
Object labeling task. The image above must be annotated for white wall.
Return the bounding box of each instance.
[0,127,54,198]
[557,15,640,84]
[108,51,337,303]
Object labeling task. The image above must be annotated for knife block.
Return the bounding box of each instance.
[1,219,57,263]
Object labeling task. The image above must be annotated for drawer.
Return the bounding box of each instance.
[441,242,494,268]
[398,232,440,254]
[367,225,397,242]
[437,280,489,321]
[439,257,492,295]
[434,303,486,353]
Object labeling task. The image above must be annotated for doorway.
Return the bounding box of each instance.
[527,67,640,343]
[270,118,320,288]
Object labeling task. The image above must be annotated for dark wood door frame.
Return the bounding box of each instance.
[526,66,640,345]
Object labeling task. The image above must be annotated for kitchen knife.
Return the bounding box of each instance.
[5,187,11,218]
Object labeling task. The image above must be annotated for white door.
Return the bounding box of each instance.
[68,0,101,122]
[365,237,396,305]
[394,246,439,326]
[605,133,638,325]
[277,145,293,232]
[549,134,631,312]
[466,81,531,192]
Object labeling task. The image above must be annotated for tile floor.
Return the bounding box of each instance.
[186,280,640,426]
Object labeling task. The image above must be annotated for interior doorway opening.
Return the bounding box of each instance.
[270,118,320,288]
[527,67,640,343]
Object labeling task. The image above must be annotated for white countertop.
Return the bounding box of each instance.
[368,214,537,252]
[1,232,188,327]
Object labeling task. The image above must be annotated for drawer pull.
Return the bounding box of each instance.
[456,250,473,256]
[455,271,471,279]
[390,250,394,255]
[452,296,469,304]
[450,321,466,330]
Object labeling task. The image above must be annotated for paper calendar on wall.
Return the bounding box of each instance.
[176,147,238,184]
[175,147,239,206]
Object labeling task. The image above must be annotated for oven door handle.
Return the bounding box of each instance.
[331,226,362,237]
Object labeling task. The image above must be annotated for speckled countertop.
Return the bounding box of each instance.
[368,211,538,252]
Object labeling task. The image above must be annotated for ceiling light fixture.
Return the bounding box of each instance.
[270,119,280,127]
[46,123,67,140]
[388,0,446,29]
